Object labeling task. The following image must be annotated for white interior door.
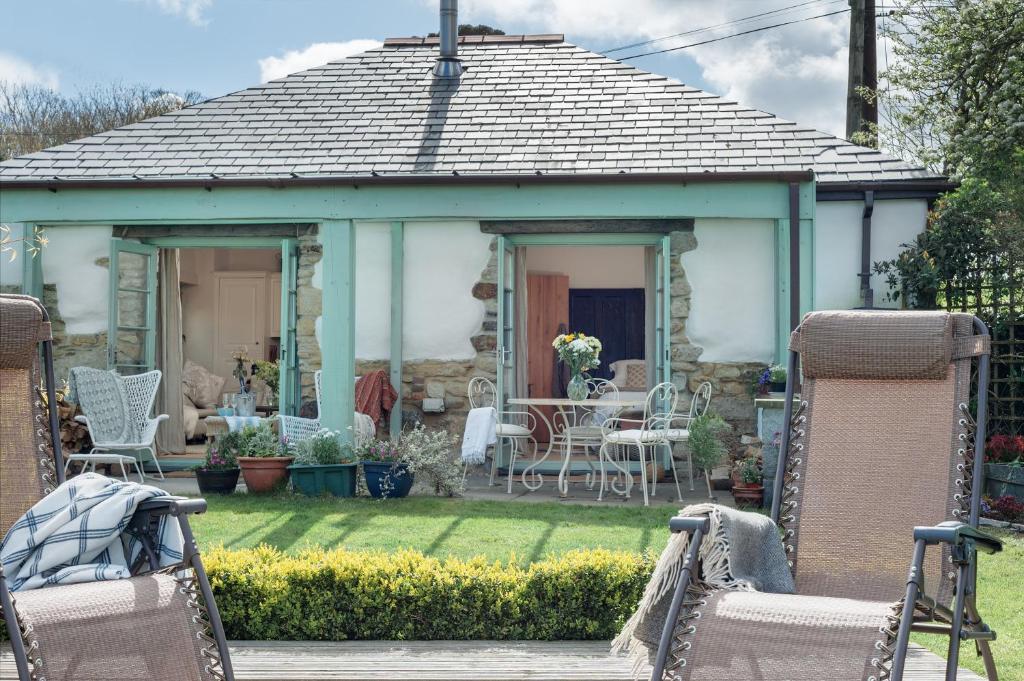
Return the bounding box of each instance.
[214,273,266,380]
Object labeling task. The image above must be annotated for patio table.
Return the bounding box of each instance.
[507,397,645,497]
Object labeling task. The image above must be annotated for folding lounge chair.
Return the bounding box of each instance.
[0,294,234,681]
[644,310,1002,681]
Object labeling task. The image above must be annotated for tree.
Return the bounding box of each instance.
[0,81,203,161]
[428,24,505,37]
[873,0,1024,209]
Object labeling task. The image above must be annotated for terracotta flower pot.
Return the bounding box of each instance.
[238,456,294,494]
[732,484,764,506]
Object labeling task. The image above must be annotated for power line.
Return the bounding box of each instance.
[618,8,852,60]
[602,0,841,53]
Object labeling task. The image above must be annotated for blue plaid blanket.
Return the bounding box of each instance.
[0,473,184,591]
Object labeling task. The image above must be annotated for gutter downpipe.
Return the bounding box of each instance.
[789,182,800,331]
[858,189,875,308]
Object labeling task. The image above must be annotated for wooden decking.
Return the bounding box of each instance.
[1,640,984,680]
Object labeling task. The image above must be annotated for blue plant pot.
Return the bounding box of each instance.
[362,461,414,498]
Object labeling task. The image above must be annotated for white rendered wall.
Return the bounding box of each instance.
[402,221,492,360]
[41,225,111,334]
[316,220,492,362]
[814,199,928,310]
[683,219,776,363]
[525,245,646,288]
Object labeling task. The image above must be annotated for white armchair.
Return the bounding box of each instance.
[67,369,168,482]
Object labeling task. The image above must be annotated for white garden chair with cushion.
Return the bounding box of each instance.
[654,380,713,499]
[467,377,538,493]
[65,369,167,481]
[598,381,679,506]
[277,369,375,449]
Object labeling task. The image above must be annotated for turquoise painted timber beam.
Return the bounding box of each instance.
[140,236,285,249]
[18,223,42,298]
[0,180,815,224]
[389,221,404,441]
[319,220,356,444]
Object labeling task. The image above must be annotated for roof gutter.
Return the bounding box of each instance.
[816,179,955,201]
[0,170,816,191]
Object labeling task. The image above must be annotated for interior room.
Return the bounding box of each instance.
[173,247,283,450]
[522,245,651,443]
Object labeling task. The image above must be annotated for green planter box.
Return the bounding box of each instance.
[985,462,1024,500]
[288,463,358,497]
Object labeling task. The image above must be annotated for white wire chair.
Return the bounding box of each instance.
[466,377,537,493]
[277,369,376,450]
[552,377,619,492]
[66,369,167,481]
[598,381,679,506]
[657,381,714,499]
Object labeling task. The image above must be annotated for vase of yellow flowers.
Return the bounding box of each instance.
[552,332,602,401]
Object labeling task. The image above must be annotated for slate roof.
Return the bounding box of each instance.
[0,35,942,185]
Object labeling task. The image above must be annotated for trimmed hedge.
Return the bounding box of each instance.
[204,546,654,640]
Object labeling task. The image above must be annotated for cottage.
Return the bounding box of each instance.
[0,21,951,458]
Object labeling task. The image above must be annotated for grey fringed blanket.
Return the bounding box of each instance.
[612,504,794,665]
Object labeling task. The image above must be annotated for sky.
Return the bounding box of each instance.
[1,0,863,138]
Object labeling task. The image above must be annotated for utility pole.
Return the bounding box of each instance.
[846,0,878,145]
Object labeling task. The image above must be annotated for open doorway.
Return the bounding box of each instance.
[523,245,650,443]
[107,237,298,463]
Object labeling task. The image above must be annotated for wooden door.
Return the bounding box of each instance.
[214,273,267,377]
[527,272,569,443]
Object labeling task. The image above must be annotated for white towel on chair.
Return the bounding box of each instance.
[461,407,497,464]
[225,415,262,432]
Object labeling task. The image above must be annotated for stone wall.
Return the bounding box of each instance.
[43,284,108,382]
[666,229,759,437]
[294,233,499,438]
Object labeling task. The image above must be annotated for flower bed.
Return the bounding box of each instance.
[204,546,652,641]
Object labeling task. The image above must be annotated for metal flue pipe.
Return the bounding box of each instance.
[433,0,463,78]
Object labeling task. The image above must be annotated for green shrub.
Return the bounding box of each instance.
[203,546,653,640]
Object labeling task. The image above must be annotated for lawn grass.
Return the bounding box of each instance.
[193,495,1022,677]
[912,528,1023,679]
[191,494,676,564]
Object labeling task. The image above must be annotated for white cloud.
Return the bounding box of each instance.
[149,0,213,26]
[258,40,384,82]
[0,52,59,89]
[458,0,852,137]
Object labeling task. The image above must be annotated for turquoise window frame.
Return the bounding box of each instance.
[108,238,159,373]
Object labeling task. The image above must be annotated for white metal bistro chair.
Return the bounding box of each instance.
[655,380,713,499]
[552,377,619,493]
[466,377,537,493]
[598,381,679,506]
[66,369,167,481]
[277,370,376,449]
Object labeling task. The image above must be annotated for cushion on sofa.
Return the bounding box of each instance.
[182,360,225,408]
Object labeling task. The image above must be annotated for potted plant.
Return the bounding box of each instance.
[194,432,241,494]
[287,429,358,497]
[688,412,731,498]
[394,425,463,497]
[984,434,1024,500]
[731,456,764,506]
[359,439,414,499]
[754,364,787,395]
[236,422,293,493]
[253,359,280,408]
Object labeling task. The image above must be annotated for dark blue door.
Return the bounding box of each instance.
[569,288,645,380]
